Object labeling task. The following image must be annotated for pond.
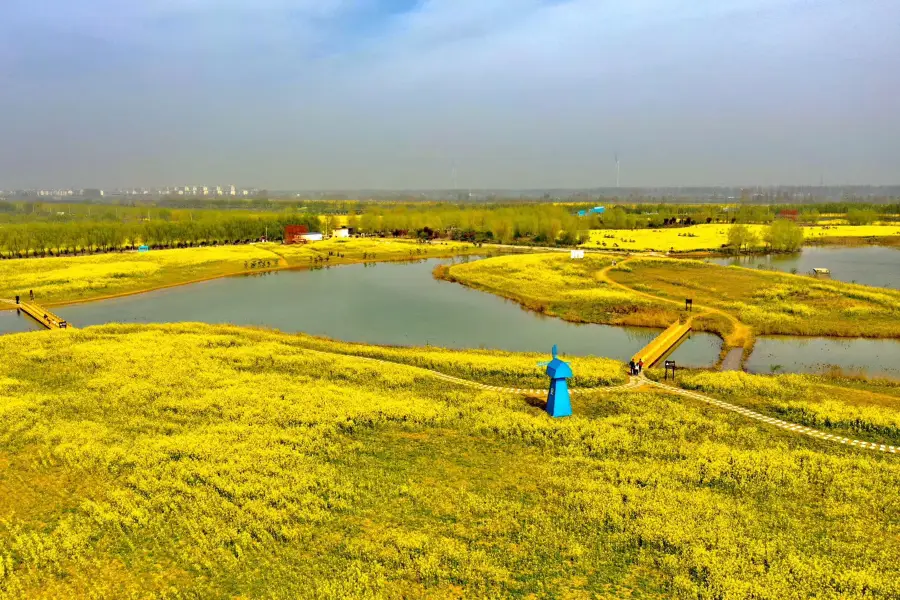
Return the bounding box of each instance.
[708,246,900,289]
[4,257,723,365]
[746,336,900,379]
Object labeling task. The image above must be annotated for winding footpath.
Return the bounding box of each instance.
[596,258,753,351]
[311,349,896,455]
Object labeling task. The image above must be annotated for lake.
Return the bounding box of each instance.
[747,336,900,379]
[4,254,898,378]
[708,246,900,289]
[10,257,722,365]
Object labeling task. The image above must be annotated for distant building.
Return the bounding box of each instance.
[283,225,310,244]
[777,209,799,221]
[230,185,237,196]
[300,233,324,243]
[332,227,350,239]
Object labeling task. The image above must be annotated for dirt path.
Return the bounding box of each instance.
[645,375,897,454]
[309,347,896,454]
[596,258,754,352]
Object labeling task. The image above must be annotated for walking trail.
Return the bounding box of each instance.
[307,348,897,455]
[596,258,753,351]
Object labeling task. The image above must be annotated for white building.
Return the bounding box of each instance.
[300,233,324,242]
[229,185,237,196]
[332,228,350,239]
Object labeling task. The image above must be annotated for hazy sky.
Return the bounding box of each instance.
[1,0,898,189]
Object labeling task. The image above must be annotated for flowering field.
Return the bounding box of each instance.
[0,323,897,598]
[0,238,478,305]
[444,253,900,346]
[291,331,625,388]
[439,253,681,329]
[665,370,900,446]
[610,257,900,338]
[581,224,900,252]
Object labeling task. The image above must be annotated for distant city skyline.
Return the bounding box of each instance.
[1,1,898,189]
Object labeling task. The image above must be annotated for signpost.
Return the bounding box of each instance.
[664,360,677,380]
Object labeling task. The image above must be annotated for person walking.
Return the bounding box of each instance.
[29,289,34,301]
[638,358,644,374]
[628,360,636,376]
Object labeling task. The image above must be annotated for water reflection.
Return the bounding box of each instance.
[708,246,900,289]
[40,257,722,365]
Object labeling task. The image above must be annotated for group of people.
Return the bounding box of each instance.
[629,358,644,376]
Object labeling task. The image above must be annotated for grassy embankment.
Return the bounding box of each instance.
[437,254,735,345]
[435,253,682,330]
[648,369,900,447]
[441,254,900,357]
[581,224,900,253]
[609,257,900,340]
[0,238,478,306]
[1,323,898,598]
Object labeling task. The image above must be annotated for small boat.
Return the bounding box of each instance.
[812,268,830,275]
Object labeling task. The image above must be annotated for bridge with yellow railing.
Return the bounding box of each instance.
[632,320,691,367]
[16,302,73,330]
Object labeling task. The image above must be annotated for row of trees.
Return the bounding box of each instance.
[726,220,805,253]
[350,205,587,245]
[0,214,321,258]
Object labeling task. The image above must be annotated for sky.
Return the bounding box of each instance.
[0,0,898,189]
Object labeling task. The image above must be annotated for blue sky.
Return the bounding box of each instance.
[0,0,897,189]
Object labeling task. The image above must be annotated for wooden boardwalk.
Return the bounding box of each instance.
[17,302,72,330]
[632,320,691,367]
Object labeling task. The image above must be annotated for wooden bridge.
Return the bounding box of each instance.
[632,320,691,367]
[17,302,72,330]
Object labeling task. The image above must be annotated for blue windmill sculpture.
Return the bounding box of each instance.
[544,345,573,418]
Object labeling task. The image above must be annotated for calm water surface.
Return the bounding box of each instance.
[43,258,722,365]
[708,246,900,289]
[747,337,900,379]
[6,254,898,377]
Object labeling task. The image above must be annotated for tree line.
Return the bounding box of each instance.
[726,221,805,253]
[0,214,320,258]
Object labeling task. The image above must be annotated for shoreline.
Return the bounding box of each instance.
[434,259,900,356]
[0,249,487,312]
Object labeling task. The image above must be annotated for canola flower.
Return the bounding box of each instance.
[0,323,898,598]
[441,253,679,329]
[581,224,900,252]
[449,253,900,341]
[0,238,479,305]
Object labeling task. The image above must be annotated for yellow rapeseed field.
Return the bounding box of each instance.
[581,224,900,252]
[438,253,680,329]
[0,238,478,305]
[610,257,900,339]
[444,253,900,345]
[665,369,900,446]
[0,323,898,598]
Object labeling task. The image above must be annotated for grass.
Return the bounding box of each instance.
[292,333,626,389]
[437,253,682,330]
[659,369,900,446]
[0,238,478,306]
[581,224,900,252]
[609,258,900,339]
[1,323,898,598]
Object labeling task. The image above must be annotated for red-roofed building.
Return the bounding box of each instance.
[283,225,310,244]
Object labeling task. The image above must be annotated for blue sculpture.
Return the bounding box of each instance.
[545,345,573,418]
